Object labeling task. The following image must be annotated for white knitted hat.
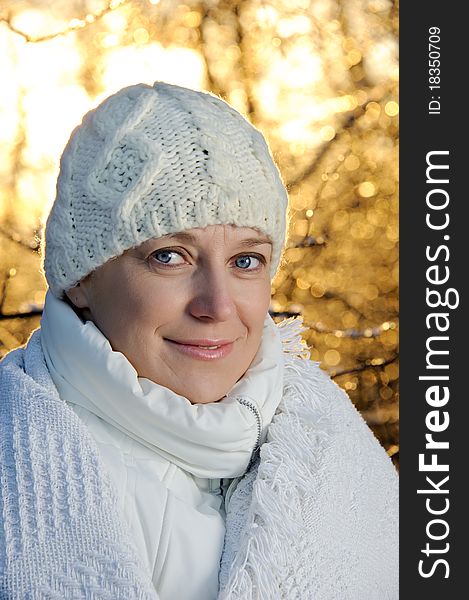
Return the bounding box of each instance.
[43,81,288,298]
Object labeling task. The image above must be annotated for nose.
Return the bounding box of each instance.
[188,267,237,322]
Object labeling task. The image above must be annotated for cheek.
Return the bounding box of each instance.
[238,280,271,333]
[92,289,141,344]
[103,275,188,340]
[87,271,153,341]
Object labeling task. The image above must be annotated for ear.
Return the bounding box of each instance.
[64,281,90,309]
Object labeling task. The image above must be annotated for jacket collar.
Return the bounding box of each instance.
[40,291,285,479]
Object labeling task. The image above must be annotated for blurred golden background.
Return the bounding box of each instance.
[0,0,399,464]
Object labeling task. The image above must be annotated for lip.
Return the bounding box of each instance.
[168,338,233,346]
[164,338,235,361]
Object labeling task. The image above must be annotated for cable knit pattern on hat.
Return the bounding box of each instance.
[43,82,288,297]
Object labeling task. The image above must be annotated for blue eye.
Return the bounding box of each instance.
[150,250,263,269]
[152,250,185,265]
[235,255,261,269]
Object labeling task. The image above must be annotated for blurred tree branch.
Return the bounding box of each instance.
[0,226,40,251]
[0,271,9,314]
[198,8,219,95]
[286,90,394,193]
[232,0,256,119]
[331,354,399,378]
[0,0,129,44]
[0,309,42,321]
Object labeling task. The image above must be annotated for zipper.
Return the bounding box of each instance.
[236,397,262,460]
[208,478,222,494]
[223,398,263,513]
[224,475,241,512]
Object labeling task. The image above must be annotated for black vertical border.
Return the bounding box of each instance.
[400,2,466,596]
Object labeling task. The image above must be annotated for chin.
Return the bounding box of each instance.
[185,391,226,405]
[180,382,233,405]
[163,365,240,404]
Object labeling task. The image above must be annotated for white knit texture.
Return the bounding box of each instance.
[43,81,289,297]
[0,331,159,599]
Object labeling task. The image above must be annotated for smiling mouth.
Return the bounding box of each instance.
[164,338,235,360]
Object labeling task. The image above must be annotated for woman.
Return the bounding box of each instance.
[0,81,398,599]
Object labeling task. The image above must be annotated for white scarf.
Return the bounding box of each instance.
[40,291,285,479]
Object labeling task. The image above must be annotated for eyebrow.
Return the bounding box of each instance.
[164,232,272,247]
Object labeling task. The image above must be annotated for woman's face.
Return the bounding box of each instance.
[67,225,272,404]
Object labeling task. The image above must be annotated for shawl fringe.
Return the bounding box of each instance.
[219,320,399,599]
[276,315,311,360]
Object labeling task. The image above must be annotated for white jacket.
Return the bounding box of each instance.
[0,296,398,599]
[39,292,286,600]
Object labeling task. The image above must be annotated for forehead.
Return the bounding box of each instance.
[139,225,272,250]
